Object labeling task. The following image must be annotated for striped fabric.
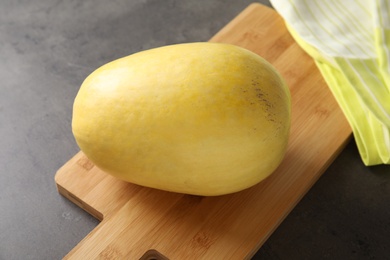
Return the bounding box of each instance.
[270,0,390,165]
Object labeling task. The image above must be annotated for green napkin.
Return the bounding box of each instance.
[270,0,390,165]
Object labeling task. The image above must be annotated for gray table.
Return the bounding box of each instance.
[1,1,389,259]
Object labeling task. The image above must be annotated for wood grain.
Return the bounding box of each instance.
[55,3,352,259]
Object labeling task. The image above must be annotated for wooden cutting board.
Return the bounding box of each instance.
[55,3,352,259]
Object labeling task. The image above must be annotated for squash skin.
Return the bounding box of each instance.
[72,42,291,196]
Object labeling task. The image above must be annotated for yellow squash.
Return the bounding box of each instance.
[72,42,291,196]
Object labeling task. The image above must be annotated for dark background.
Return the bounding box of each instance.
[1,1,389,259]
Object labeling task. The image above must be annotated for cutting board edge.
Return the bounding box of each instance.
[247,133,352,258]
[55,169,104,221]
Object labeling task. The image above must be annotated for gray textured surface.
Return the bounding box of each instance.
[0,1,389,259]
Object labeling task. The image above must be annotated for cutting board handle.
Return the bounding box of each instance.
[139,249,169,260]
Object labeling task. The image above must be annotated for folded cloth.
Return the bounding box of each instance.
[270,0,390,165]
